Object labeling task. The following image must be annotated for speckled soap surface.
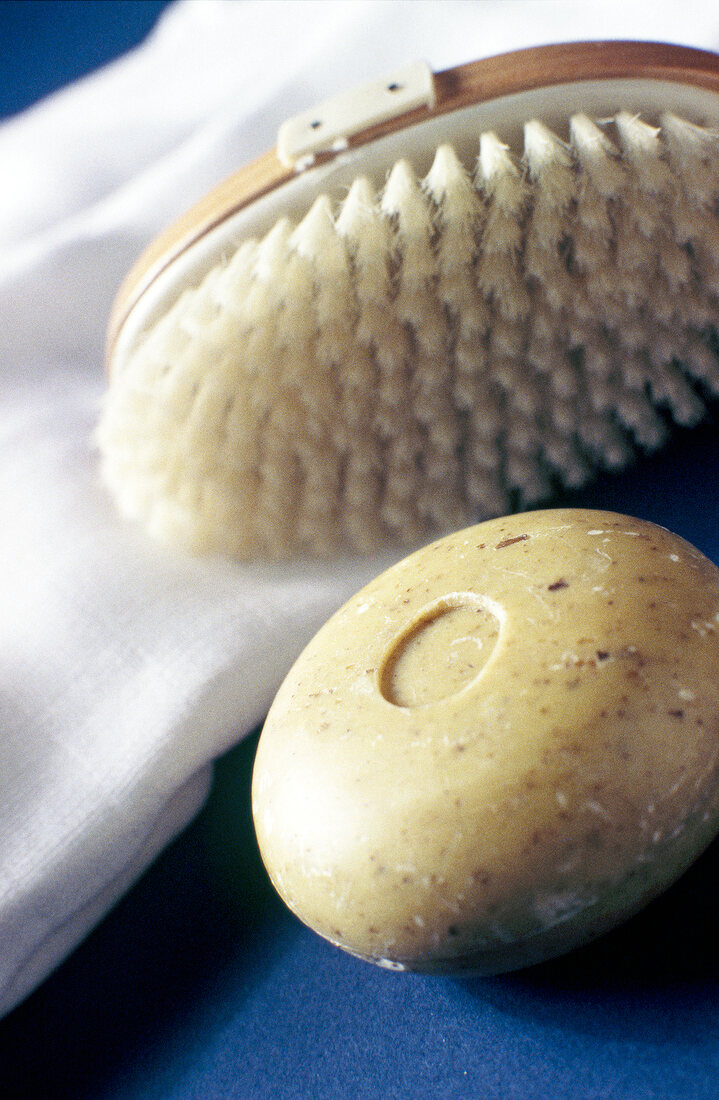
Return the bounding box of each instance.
[252,509,719,974]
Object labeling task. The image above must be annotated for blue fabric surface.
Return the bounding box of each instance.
[2,4,719,1098]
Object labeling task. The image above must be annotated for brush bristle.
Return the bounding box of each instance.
[97,112,719,558]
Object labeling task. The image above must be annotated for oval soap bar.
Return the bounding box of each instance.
[252,509,719,974]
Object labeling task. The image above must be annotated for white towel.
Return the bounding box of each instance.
[1,0,717,1019]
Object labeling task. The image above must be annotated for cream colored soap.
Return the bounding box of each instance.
[252,509,719,974]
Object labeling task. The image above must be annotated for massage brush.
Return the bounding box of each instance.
[98,41,719,559]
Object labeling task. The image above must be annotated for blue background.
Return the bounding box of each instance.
[0,0,171,117]
[1,4,719,1097]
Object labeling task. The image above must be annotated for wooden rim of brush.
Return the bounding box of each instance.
[107,39,719,369]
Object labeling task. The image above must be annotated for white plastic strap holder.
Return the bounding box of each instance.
[277,60,436,167]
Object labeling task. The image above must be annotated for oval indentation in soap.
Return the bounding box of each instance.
[379,594,502,708]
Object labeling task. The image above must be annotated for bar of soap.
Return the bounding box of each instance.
[252,509,719,974]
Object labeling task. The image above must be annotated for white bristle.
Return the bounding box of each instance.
[336,177,392,296]
[524,120,575,204]
[98,110,719,559]
[425,144,483,242]
[570,114,627,196]
[478,132,528,215]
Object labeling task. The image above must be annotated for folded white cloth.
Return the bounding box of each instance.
[1,0,718,1019]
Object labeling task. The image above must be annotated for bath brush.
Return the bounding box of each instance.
[98,40,719,559]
